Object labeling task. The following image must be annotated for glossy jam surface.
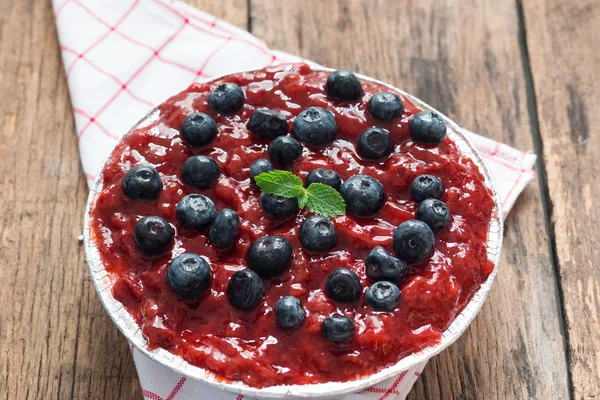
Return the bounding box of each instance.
[90,64,495,388]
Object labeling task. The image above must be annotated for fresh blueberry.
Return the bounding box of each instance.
[411,174,443,202]
[416,198,451,232]
[208,82,245,114]
[260,192,299,220]
[340,175,386,218]
[249,158,274,185]
[268,135,302,165]
[209,208,240,249]
[227,269,263,310]
[325,268,362,303]
[248,108,288,139]
[122,166,162,200]
[368,92,403,121]
[293,107,337,146]
[181,155,220,189]
[326,70,363,101]
[410,111,447,144]
[133,216,174,256]
[306,168,342,191]
[321,314,354,342]
[357,127,393,160]
[166,253,212,299]
[300,215,336,252]
[176,194,216,230]
[365,246,408,284]
[247,235,293,278]
[181,112,218,146]
[393,220,435,263]
[365,281,401,311]
[276,296,305,331]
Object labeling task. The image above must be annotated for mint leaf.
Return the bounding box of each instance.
[297,189,308,209]
[255,170,303,198]
[305,183,346,217]
[254,170,346,217]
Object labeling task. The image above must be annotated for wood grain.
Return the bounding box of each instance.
[249,0,570,398]
[1,0,595,399]
[0,1,246,400]
[189,0,248,29]
[522,0,600,397]
[0,1,138,399]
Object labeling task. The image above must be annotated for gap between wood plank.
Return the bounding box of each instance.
[515,1,574,399]
[247,0,252,33]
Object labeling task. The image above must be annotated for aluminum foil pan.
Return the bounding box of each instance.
[84,66,504,399]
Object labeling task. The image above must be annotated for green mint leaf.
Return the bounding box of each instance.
[255,170,303,198]
[297,189,308,209]
[305,183,346,217]
[254,170,346,217]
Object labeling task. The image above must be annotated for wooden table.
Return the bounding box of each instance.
[1,0,598,398]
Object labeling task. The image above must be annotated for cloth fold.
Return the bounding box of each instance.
[53,0,536,398]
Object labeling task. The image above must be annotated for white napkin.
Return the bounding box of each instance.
[53,0,536,399]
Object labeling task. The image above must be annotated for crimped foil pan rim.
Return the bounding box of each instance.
[84,65,504,399]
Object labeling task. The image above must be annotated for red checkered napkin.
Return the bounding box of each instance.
[53,0,536,399]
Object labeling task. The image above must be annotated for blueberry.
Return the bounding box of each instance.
[227,269,263,310]
[181,155,220,189]
[368,92,403,121]
[321,314,354,342]
[133,216,174,256]
[306,168,342,191]
[365,246,408,284]
[340,175,386,218]
[276,296,305,331]
[122,166,162,200]
[411,174,443,202]
[410,111,447,144]
[181,112,218,146]
[300,215,336,252]
[365,281,401,311]
[260,192,299,220]
[325,268,362,303]
[393,220,435,263]
[293,107,337,146]
[176,194,216,230]
[416,198,451,232]
[167,253,212,299]
[268,136,302,165]
[208,82,244,114]
[209,209,240,249]
[357,127,393,160]
[248,108,288,139]
[247,235,293,278]
[326,70,363,101]
[249,158,274,185]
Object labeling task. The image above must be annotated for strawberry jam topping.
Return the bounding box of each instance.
[90,63,495,387]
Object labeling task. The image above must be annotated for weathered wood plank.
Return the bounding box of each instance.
[189,0,248,29]
[0,1,138,399]
[1,0,586,399]
[250,0,570,398]
[522,0,600,398]
[0,1,247,399]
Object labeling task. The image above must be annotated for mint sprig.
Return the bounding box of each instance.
[254,170,346,218]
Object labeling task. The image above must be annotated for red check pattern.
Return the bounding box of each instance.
[53,1,535,399]
[130,343,425,400]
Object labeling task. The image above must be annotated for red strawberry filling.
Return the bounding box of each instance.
[90,63,495,387]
